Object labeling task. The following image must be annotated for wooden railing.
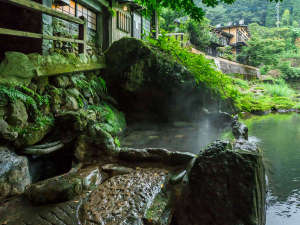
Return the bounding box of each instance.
[0,0,88,54]
[164,33,185,42]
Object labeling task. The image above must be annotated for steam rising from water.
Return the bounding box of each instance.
[121,114,231,154]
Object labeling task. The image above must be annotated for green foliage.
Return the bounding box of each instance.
[114,137,121,148]
[135,0,246,21]
[148,34,240,102]
[260,79,295,97]
[197,0,293,27]
[232,78,249,89]
[71,75,107,98]
[238,23,300,68]
[186,18,212,51]
[35,115,54,130]
[88,103,126,135]
[147,34,297,112]
[282,9,291,26]
[160,8,186,32]
[217,46,235,61]
[0,84,38,111]
[277,61,300,79]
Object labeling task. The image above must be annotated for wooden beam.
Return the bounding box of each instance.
[97,0,109,8]
[37,63,106,77]
[0,27,84,44]
[79,16,88,54]
[0,0,84,24]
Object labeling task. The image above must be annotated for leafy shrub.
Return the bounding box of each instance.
[261,81,295,97]
[277,61,300,79]
[72,75,107,98]
[88,103,126,135]
[147,35,297,112]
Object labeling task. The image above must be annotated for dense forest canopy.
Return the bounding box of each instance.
[136,0,281,21]
[196,0,300,27]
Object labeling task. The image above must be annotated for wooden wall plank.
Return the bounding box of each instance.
[0,0,84,24]
[0,27,85,44]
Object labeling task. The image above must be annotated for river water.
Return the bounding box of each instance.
[243,113,300,225]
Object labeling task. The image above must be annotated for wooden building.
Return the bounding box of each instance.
[207,28,233,57]
[216,25,250,54]
[0,0,152,60]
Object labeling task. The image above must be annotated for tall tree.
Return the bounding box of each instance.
[282,9,291,26]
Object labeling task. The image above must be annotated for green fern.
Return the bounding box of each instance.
[72,76,107,99]
[0,85,38,111]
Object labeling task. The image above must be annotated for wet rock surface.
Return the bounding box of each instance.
[175,140,266,225]
[0,194,85,225]
[81,168,170,225]
[119,147,196,165]
[232,115,248,140]
[0,146,31,200]
[25,166,104,205]
[0,167,171,225]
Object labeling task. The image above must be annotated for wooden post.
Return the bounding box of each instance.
[79,16,88,54]
[151,10,159,39]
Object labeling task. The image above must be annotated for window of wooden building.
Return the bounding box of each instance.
[117,11,131,33]
[52,1,97,30]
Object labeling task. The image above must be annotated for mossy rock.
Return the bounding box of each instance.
[175,140,266,225]
[104,38,222,121]
[15,122,52,147]
[0,52,36,85]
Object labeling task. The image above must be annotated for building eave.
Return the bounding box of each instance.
[117,0,145,10]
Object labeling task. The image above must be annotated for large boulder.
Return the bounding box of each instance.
[104,38,219,122]
[0,52,36,85]
[74,124,118,162]
[175,140,266,225]
[0,146,31,200]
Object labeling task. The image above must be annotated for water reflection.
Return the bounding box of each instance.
[244,113,300,225]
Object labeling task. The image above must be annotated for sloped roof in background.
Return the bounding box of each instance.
[117,0,144,10]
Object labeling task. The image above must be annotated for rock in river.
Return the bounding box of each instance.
[175,140,266,225]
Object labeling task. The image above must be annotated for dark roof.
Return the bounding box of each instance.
[117,0,144,10]
[217,25,248,29]
[211,27,233,38]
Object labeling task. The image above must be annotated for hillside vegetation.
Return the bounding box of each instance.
[196,0,300,27]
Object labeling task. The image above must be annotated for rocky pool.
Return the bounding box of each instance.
[120,115,231,154]
[243,113,300,225]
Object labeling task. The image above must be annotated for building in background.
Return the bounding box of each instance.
[216,23,250,54]
[206,27,233,57]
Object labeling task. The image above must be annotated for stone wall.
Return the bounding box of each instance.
[191,48,261,79]
[42,0,99,56]
[214,56,261,80]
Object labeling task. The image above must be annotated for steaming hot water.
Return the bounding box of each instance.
[121,116,230,153]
